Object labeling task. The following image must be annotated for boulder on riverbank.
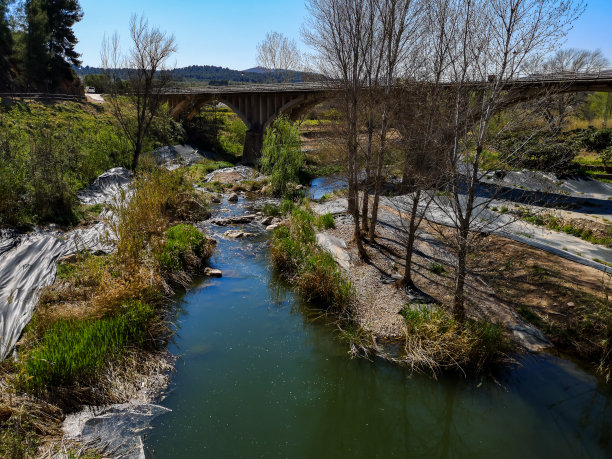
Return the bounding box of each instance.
[204,166,263,184]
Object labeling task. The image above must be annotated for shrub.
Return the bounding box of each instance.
[495,130,578,172]
[270,205,353,311]
[109,168,209,267]
[260,115,305,196]
[22,300,154,390]
[428,263,445,275]
[0,102,133,227]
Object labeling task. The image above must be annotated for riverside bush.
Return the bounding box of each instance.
[270,206,353,311]
[495,130,578,172]
[109,168,210,267]
[0,102,132,227]
[159,224,207,270]
[0,101,185,227]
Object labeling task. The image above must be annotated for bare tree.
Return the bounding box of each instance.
[303,0,370,259]
[101,14,177,171]
[429,0,584,321]
[256,31,302,82]
[531,48,609,133]
[367,0,420,242]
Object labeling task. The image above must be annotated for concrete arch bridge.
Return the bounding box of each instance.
[162,83,332,164]
[161,71,612,164]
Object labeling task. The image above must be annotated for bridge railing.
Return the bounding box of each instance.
[512,67,612,83]
[162,82,332,94]
[0,93,86,101]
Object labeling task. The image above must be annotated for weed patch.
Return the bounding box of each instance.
[270,206,353,311]
[21,300,154,390]
[315,213,335,229]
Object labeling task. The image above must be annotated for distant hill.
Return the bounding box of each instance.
[74,64,309,85]
[242,66,269,74]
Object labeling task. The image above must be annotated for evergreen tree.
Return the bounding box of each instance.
[45,0,82,87]
[24,0,49,89]
[0,0,13,87]
[23,0,82,90]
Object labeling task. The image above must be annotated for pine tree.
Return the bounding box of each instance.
[0,0,13,87]
[45,0,82,87]
[23,0,82,90]
[24,0,50,89]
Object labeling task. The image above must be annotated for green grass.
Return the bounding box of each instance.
[428,263,446,275]
[0,418,39,459]
[158,224,207,271]
[516,208,612,247]
[315,213,335,229]
[21,300,154,390]
[187,160,235,181]
[270,205,353,311]
[262,203,282,217]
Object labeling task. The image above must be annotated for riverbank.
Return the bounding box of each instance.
[0,166,217,456]
[310,196,611,381]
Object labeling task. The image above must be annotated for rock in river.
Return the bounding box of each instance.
[228,192,239,202]
[224,230,255,239]
[204,267,223,277]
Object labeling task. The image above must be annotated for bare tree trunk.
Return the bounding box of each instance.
[368,111,388,240]
[402,189,421,286]
[453,239,467,322]
[361,121,373,232]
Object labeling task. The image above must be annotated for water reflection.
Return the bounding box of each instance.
[144,198,612,459]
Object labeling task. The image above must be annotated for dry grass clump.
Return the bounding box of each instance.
[108,168,211,267]
[0,365,62,458]
[399,306,513,376]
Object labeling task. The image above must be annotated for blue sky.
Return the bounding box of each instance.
[74,0,612,70]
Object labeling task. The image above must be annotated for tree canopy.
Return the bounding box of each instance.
[2,0,83,92]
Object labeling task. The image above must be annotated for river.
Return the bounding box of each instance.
[143,194,612,458]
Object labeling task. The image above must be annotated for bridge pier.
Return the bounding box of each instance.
[242,129,264,165]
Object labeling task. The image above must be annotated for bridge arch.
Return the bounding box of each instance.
[164,85,332,164]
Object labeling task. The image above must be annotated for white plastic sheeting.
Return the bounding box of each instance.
[0,168,131,359]
[63,403,171,459]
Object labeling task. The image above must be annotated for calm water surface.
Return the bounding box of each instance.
[144,197,612,458]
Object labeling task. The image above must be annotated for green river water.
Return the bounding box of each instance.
[143,196,612,458]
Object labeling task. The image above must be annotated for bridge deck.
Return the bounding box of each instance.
[162,69,612,95]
